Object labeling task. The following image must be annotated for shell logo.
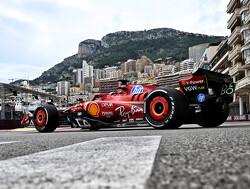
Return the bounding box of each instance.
[180,80,186,86]
[88,102,100,117]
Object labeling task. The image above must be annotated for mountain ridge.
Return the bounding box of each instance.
[30,27,226,85]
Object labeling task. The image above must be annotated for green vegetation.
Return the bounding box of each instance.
[85,33,225,68]
[29,28,225,85]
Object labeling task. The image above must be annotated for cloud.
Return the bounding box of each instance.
[0,0,231,83]
[0,62,47,83]
[0,3,33,23]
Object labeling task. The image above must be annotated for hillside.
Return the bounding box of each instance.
[30,28,225,85]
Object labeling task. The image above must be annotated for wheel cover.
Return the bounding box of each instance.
[36,110,46,127]
[149,96,168,120]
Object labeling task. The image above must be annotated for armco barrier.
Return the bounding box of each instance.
[226,114,250,121]
[0,120,22,129]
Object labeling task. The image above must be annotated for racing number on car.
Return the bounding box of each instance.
[221,83,235,96]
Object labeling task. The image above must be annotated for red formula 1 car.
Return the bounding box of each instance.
[22,68,235,132]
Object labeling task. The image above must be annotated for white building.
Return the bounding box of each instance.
[57,81,70,95]
[194,45,218,71]
[109,70,122,78]
[73,68,83,85]
[180,59,195,71]
[104,66,118,78]
[82,60,93,83]
[189,43,209,63]
[144,65,153,76]
[94,69,105,80]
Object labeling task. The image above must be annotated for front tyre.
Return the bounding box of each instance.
[145,88,188,129]
[34,103,59,132]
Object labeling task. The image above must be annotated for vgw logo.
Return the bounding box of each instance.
[184,86,197,91]
[131,85,143,94]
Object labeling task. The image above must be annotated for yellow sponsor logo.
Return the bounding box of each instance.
[88,103,99,117]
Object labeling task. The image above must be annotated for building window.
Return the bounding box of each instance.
[247,69,250,76]
[240,0,244,7]
[203,65,209,70]
[241,10,248,25]
[241,29,249,45]
[242,49,250,65]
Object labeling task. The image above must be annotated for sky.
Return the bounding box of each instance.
[0,0,230,84]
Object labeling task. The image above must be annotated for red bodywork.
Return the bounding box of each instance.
[21,73,227,127]
[21,68,235,132]
[64,83,159,121]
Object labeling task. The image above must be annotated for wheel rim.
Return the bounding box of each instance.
[149,96,168,120]
[36,110,46,127]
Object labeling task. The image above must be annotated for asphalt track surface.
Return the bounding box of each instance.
[0,122,250,189]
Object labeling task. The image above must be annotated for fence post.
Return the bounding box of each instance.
[0,83,5,119]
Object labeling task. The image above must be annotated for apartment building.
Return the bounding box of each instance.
[98,79,119,93]
[82,60,93,81]
[57,81,70,96]
[180,59,195,71]
[94,69,105,80]
[210,40,231,74]
[104,66,118,78]
[155,71,192,88]
[189,43,209,63]
[109,70,122,78]
[72,68,83,85]
[124,59,136,73]
[226,0,250,115]
[194,44,219,70]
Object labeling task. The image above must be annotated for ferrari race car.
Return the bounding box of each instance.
[22,68,235,132]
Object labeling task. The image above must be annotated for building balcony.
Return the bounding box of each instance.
[222,67,230,75]
[228,26,241,46]
[211,52,229,71]
[227,0,240,13]
[227,8,241,29]
[242,0,250,6]
[229,62,244,76]
[245,54,250,66]
[235,76,250,92]
[245,11,250,25]
[228,44,242,62]
[245,33,250,45]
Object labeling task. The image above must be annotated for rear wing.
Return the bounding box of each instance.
[179,68,235,104]
[192,68,231,83]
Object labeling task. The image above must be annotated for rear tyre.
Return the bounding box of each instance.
[145,88,188,129]
[198,103,229,127]
[34,103,59,132]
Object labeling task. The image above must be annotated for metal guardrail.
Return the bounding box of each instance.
[0,82,61,119]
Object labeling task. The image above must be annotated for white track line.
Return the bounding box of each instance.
[0,136,161,189]
[0,141,21,145]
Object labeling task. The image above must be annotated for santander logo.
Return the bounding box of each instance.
[131,85,143,94]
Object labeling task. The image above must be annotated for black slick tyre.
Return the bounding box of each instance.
[34,103,59,132]
[198,103,229,127]
[144,87,188,129]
